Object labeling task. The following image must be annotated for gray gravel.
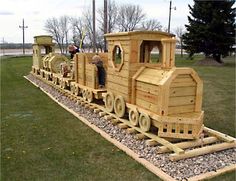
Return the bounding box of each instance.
[26,74,236,180]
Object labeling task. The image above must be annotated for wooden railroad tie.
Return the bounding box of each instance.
[104,115,113,120]
[126,128,138,134]
[99,112,107,117]
[94,109,101,113]
[146,139,158,146]
[118,123,129,129]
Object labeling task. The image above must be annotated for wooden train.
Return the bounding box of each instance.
[31,31,204,140]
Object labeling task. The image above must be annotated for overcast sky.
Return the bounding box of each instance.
[0,0,193,43]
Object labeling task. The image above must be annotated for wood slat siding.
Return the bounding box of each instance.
[170,87,196,97]
[168,74,197,114]
[136,98,158,112]
[136,90,158,104]
[169,96,196,107]
[107,82,129,95]
[136,81,159,95]
[169,104,195,115]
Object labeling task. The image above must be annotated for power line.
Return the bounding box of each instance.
[19,19,28,55]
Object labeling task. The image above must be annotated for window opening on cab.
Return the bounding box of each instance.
[140,41,162,64]
[112,45,122,67]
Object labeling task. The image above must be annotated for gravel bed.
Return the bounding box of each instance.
[26,74,236,180]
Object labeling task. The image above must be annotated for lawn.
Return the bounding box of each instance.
[1,55,235,181]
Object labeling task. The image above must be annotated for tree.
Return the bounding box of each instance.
[141,19,162,31]
[117,4,146,31]
[97,0,118,33]
[60,16,70,54]
[174,26,185,57]
[70,17,86,51]
[45,16,70,54]
[83,8,94,52]
[182,0,235,63]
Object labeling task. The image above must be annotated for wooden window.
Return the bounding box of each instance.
[140,41,162,64]
[113,45,122,67]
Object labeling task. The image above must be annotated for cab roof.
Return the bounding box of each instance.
[105,31,175,40]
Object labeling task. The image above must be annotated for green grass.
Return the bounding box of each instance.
[1,56,159,181]
[1,55,235,180]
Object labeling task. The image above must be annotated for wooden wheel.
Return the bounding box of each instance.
[114,96,126,118]
[104,92,114,113]
[139,113,151,132]
[82,89,87,101]
[86,90,94,103]
[129,109,139,126]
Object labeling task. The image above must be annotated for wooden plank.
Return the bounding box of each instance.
[136,81,159,95]
[106,73,129,87]
[136,90,158,104]
[126,128,138,134]
[104,115,113,120]
[170,86,196,97]
[170,81,196,88]
[169,96,195,107]
[172,77,194,83]
[195,78,203,112]
[136,98,158,113]
[157,136,218,153]
[99,112,107,117]
[107,82,130,94]
[170,142,236,161]
[204,127,236,143]
[188,164,236,181]
[118,123,129,129]
[146,139,158,146]
[135,133,147,140]
[168,105,195,115]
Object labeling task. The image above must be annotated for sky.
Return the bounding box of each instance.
[0,0,193,43]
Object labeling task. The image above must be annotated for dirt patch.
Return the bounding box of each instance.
[195,58,224,66]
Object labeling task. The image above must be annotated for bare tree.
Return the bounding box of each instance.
[60,15,70,54]
[174,26,185,57]
[83,8,94,52]
[141,19,162,31]
[70,17,86,51]
[117,4,146,32]
[45,16,70,54]
[97,0,118,52]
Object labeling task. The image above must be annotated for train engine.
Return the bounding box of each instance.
[103,31,204,140]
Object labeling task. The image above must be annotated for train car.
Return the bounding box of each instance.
[32,35,74,88]
[103,31,204,139]
[70,53,108,102]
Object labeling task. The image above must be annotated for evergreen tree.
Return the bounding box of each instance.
[182,0,235,63]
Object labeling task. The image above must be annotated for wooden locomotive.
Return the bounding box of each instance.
[32,31,204,140]
[103,31,203,140]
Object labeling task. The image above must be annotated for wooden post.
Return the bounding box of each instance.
[104,0,108,52]
[92,0,96,53]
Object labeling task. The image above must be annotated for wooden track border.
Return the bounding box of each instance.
[24,76,236,181]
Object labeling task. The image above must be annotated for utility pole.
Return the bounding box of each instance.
[19,19,28,55]
[104,0,108,52]
[167,0,176,33]
[92,0,96,53]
